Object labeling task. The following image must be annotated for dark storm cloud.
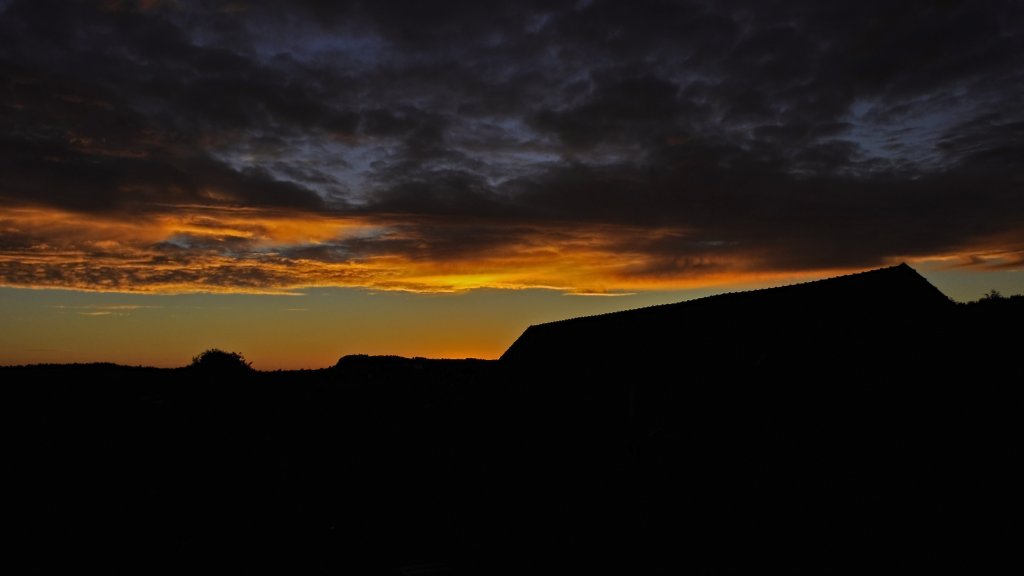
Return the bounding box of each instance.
[1,0,1023,292]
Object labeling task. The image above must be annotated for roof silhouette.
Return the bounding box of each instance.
[501,263,953,364]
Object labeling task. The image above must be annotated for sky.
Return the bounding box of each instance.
[1,0,1022,367]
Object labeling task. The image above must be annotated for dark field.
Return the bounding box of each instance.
[4,267,1020,574]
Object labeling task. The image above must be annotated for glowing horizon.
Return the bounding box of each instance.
[1,262,1020,370]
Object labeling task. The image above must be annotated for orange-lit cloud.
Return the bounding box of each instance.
[0,205,767,293]
[2,203,1021,296]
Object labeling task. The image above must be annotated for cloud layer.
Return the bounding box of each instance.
[1,0,1022,293]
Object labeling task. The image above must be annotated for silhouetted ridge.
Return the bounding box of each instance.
[501,263,952,365]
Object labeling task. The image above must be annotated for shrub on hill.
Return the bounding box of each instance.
[189,349,253,373]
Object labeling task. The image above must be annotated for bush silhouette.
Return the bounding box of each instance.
[189,349,253,372]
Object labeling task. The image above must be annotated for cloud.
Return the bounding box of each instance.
[45,303,160,316]
[0,0,1021,294]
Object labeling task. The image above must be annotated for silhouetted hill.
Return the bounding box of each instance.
[2,264,1018,574]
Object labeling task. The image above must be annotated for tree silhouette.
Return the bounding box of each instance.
[980,289,1004,301]
[189,349,253,372]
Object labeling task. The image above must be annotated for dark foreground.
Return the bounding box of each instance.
[3,271,1021,574]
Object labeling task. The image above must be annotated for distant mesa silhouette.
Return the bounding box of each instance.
[334,354,413,369]
[500,263,954,367]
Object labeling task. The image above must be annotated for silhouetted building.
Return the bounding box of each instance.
[501,263,953,370]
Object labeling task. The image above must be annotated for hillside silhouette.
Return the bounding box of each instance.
[3,264,1018,574]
